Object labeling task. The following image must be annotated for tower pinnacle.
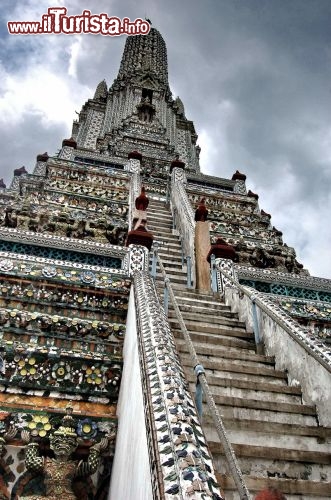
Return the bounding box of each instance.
[115,27,169,89]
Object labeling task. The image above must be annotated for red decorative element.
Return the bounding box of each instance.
[232,170,246,181]
[126,225,154,250]
[128,150,142,161]
[247,189,259,200]
[195,198,208,222]
[261,209,271,219]
[62,137,77,149]
[255,488,287,500]
[14,166,27,176]
[170,158,185,172]
[207,238,237,263]
[36,152,49,162]
[0,179,6,189]
[135,187,149,210]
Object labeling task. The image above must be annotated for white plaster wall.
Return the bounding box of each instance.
[225,288,331,427]
[108,287,153,500]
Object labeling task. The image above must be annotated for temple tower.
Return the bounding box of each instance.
[0,26,330,500]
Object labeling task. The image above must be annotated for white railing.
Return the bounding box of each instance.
[214,262,331,426]
[128,172,141,231]
[171,179,196,286]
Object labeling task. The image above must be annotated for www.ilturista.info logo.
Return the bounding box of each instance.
[7,8,151,36]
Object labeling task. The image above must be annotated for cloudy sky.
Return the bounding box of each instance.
[0,0,330,278]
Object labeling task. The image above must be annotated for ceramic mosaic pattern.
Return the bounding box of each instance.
[134,272,223,499]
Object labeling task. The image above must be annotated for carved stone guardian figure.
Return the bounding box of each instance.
[20,407,111,500]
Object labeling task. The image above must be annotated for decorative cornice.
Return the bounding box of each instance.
[237,265,331,293]
[0,227,128,260]
[0,252,131,292]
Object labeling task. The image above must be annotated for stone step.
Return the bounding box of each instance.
[172,302,235,317]
[205,421,331,454]
[147,221,173,232]
[147,212,172,222]
[202,401,317,426]
[151,261,183,272]
[148,200,170,207]
[165,283,219,298]
[154,242,183,253]
[188,377,301,404]
[154,274,187,285]
[185,375,301,403]
[183,350,272,372]
[175,294,231,311]
[176,340,271,364]
[217,473,331,498]
[168,309,243,327]
[147,210,173,219]
[211,442,331,465]
[204,415,327,438]
[154,266,186,277]
[176,338,264,364]
[169,318,250,337]
[149,228,175,238]
[154,245,182,256]
[173,328,256,351]
[180,354,287,380]
[149,231,180,242]
[149,227,176,235]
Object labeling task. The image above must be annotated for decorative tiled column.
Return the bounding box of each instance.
[128,244,149,274]
[133,271,223,499]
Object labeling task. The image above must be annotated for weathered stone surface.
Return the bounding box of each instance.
[194,221,211,291]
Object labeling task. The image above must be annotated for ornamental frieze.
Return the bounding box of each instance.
[0,254,131,291]
[1,207,129,246]
[0,280,128,315]
[237,266,331,293]
[0,306,125,344]
[0,229,128,262]
[277,298,331,322]
[0,345,122,398]
[0,407,116,444]
[209,222,282,245]
[206,209,270,227]
[48,166,129,187]
[45,178,129,201]
[187,191,258,213]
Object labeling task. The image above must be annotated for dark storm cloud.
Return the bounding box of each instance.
[0,0,330,276]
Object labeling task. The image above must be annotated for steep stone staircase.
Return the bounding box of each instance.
[147,198,331,499]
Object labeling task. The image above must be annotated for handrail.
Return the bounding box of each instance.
[171,180,195,287]
[155,249,252,500]
[216,264,331,374]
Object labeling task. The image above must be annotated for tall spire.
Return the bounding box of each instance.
[115,28,169,89]
[94,79,108,99]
